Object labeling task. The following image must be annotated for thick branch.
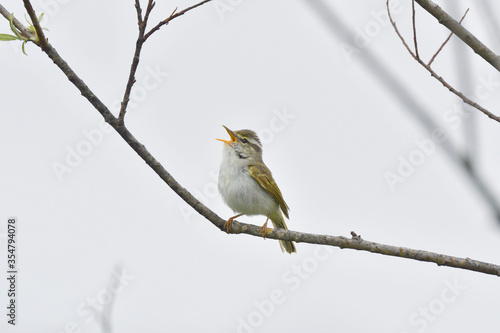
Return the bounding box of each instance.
[415,0,500,71]
[10,1,500,278]
[22,0,45,43]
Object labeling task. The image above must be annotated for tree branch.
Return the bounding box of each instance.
[118,0,212,124]
[411,0,419,59]
[8,1,500,278]
[387,0,500,124]
[144,0,213,40]
[22,0,45,43]
[415,0,500,71]
[117,0,155,124]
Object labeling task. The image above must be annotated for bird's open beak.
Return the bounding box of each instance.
[216,125,237,144]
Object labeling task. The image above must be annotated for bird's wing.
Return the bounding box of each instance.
[248,164,289,218]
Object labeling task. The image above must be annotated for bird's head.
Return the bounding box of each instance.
[216,125,263,161]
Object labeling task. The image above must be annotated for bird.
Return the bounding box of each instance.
[216,125,296,254]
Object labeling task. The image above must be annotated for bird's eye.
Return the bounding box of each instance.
[241,138,248,144]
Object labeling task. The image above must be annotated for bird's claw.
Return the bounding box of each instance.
[224,214,244,233]
[258,222,272,239]
[224,218,234,233]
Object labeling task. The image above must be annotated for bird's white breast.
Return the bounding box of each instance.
[218,145,278,216]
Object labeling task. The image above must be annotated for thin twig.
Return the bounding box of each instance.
[415,0,500,71]
[117,0,212,124]
[143,0,156,25]
[134,0,143,25]
[144,0,213,40]
[428,8,469,66]
[117,0,154,124]
[11,0,500,277]
[387,0,500,123]
[411,0,419,59]
[387,7,416,58]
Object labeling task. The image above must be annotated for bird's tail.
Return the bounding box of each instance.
[270,211,296,254]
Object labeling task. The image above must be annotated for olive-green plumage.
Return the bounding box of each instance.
[217,126,296,254]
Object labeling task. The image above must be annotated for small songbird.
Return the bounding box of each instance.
[216,125,296,254]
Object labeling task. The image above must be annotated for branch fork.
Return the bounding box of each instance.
[387,0,500,123]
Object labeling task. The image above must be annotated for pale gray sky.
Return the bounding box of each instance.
[1,0,500,332]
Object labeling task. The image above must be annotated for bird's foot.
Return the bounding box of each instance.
[258,221,273,239]
[224,214,243,233]
[224,219,233,233]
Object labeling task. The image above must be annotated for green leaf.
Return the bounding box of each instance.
[21,41,28,55]
[0,33,19,41]
[9,14,23,40]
